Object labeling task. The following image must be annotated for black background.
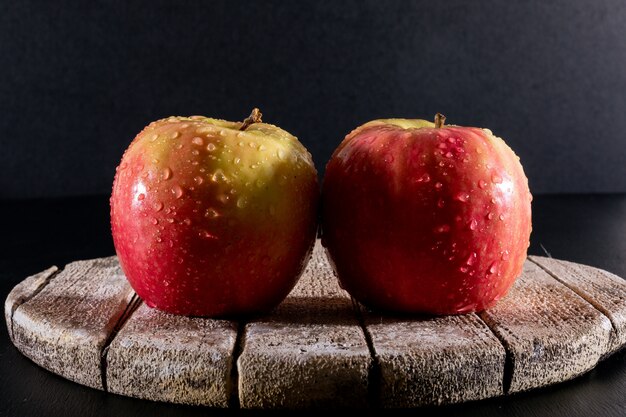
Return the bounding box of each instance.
[1,0,625,199]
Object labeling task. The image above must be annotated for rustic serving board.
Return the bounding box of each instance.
[4,241,626,408]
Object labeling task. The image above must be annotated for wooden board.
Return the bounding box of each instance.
[4,241,626,408]
[238,247,371,409]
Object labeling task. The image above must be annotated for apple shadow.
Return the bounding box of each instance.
[247,296,362,327]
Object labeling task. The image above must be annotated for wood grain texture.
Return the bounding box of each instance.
[237,243,372,409]
[480,260,613,394]
[530,256,626,353]
[4,243,626,408]
[364,311,506,407]
[11,257,135,389]
[106,302,238,407]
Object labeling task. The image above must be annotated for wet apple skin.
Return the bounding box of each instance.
[111,116,319,317]
[322,120,532,314]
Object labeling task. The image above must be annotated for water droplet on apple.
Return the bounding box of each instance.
[191,150,200,156]
[491,174,503,184]
[478,180,488,189]
[137,193,145,201]
[183,218,192,226]
[237,197,248,208]
[163,167,172,180]
[466,252,477,265]
[200,230,217,240]
[205,208,219,218]
[499,214,505,221]
[205,142,216,152]
[171,131,180,139]
[445,151,453,158]
[435,182,443,189]
[455,192,470,202]
[212,169,226,182]
[250,164,258,169]
[149,134,158,142]
[154,201,163,212]
[167,218,174,223]
[192,137,204,146]
[258,144,266,151]
[173,185,184,199]
[417,173,431,183]
[488,262,498,275]
[438,143,447,149]
[438,161,445,167]
[256,179,266,188]
[194,176,204,185]
[469,219,478,230]
[487,212,495,220]
[156,236,162,243]
[437,198,445,208]
[447,137,457,144]
[233,157,241,164]
[219,129,227,136]
[384,154,394,163]
[277,149,287,160]
[151,218,158,225]
[501,250,510,260]
[459,266,469,273]
[434,224,450,233]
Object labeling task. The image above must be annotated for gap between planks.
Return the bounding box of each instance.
[100,293,143,391]
[476,313,515,395]
[229,321,247,409]
[8,267,60,342]
[351,297,381,408]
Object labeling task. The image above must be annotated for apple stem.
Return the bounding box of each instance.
[434,113,446,128]
[240,108,263,131]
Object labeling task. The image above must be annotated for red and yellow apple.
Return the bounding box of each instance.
[110,109,319,317]
[322,114,532,314]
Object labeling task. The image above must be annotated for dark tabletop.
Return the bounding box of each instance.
[0,194,625,417]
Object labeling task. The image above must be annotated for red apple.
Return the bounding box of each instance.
[110,109,319,317]
[322,114,532,314]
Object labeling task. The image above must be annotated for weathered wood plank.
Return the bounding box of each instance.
[106,302,238,407]
[5,249,626,408]
[364,311,505,407]
[237,241,371,409]
[4,266,58,343]
[530,256,626,353]
[11,257,135,389]
[480,260,613,394]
